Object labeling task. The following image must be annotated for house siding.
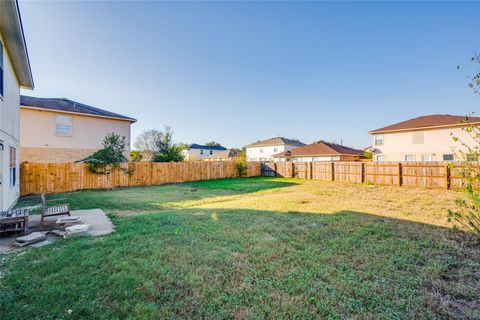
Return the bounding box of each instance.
[371,126,475,162]
[20,108,132,163]
[182,148,225,161]
[246,144,299,162]
[0,33,21,210]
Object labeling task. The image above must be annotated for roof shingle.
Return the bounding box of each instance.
[370,114,480,134]
[245,137,305,148]
[20,96,136,122]
[273,141,364,157]
[189,143,227,151]
[204,149,241,159]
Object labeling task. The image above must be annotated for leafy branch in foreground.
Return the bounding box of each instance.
[448,51,480,240]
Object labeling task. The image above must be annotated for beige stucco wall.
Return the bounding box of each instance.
[0,33,21,210]
[20,108,132,163]
[182,148,225,161]
[246,144,299,162]
[371,126,475,162]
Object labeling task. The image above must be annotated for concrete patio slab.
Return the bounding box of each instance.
[0,208,114,253]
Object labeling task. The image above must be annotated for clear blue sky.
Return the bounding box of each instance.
[19,1,480,149]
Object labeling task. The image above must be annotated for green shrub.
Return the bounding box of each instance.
[235,150,248,177]
[83,133,129,174]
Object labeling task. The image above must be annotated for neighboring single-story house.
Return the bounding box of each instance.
[182,144,227,161]
[245,137,305,162]
[0,1,34,210]
[273,141,365,162]
[203,148,241,161]
[20,96,136,163]
[369,114,480,162]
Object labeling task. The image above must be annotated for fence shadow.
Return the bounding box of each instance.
[3,206,478,319]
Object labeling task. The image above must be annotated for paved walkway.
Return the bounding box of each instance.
[0,209,114,253]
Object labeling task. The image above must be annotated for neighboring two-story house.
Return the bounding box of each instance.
[245,137,304,162]
[369,114,479,162]
[0,1,34,209]
[182,144,227,161]
[20,96,136,163]
[273,141,364,162]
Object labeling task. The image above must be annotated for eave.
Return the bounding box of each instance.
[0,0,34,89]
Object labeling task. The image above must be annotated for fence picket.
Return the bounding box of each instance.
[262,161,465,190]
[20,161,261,196]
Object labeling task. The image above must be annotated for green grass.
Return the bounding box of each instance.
[2,177,479,319]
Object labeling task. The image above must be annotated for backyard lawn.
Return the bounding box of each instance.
[1,177,479,319]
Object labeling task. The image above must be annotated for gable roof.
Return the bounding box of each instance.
[0,0,34,89]
[273,141,364,157]
[245,137,305,148]
[370,114,480,134]
[189,143,227,151]
[20,96,137,122]
[204,148,241,159]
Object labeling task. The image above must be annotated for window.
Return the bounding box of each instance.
[10,147,16,187]
[55,115,72,136]
[274,147,278,152]
[209,150,213,155]
[412,131,424,144]
[0,40,3,97]
[421,154,432,162]
[375,155,385,162]
[200,150,204,155]
[259,148,263,153]
[374,134,384,146]
[405,154,416,162]
[443,154,454,161]
[466,154,478,161]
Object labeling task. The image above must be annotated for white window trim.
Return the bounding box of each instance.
[374,134,384,146]
[405,154,416,162]
[421,154,432,162]
[55,114,73,137]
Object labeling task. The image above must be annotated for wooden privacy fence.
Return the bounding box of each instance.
[262,161,465,189]
[20,161,261,196]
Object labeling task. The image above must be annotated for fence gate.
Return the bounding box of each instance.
[261,162,276,176]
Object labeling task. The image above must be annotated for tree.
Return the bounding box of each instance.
[134,129,163,152]
[130,150,143,162]
[205,141,222,147]
[176,142,189,151]
[448,51,480,239]
[235,148,248,177]
[83,133,128,174]
[152,126,184,162]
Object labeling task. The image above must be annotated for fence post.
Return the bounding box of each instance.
[398,163,402,186]
[445,164,451,190]
[309,162,313,180]
[331,162,335,181]
[361,162,365,183]
[273,162,277,177]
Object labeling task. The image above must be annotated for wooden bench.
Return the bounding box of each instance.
[0,208,29,235]
[41,193,70,223]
